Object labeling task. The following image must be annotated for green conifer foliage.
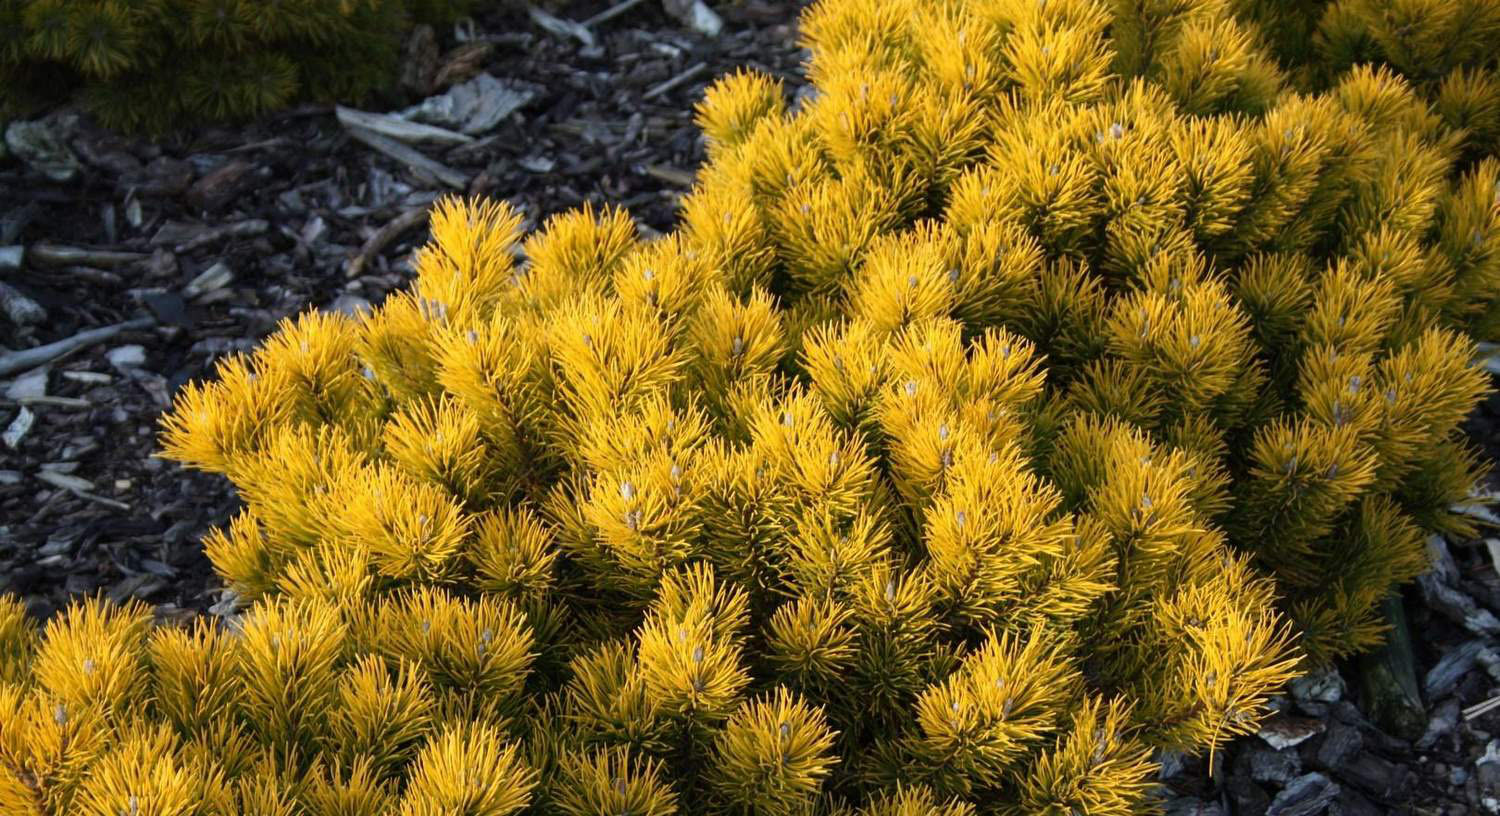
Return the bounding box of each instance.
[0,0,483,132]
[4,0,1500,813]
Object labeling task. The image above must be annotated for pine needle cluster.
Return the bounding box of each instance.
[0,0,484,132]
[1229,0,1500,159]
[4,0,1500,813]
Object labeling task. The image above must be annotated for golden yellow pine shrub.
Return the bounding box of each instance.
[5,0,1500,813]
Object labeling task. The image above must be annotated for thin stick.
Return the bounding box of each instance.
[173,220,269,255]
[346,208,433,279]
[0,317,154,378]
[336,106,473,146]
[583,0,649,27]
[344,126,469,190]
[225,137,290,154]
[643,62,708,100]
[1464,694,1500,721]
[74,491,131,512]
[529,6,596,48]
[642,164,696,187]
[27,244,145,268]
[13,395,91,409]
[35,470,131,511]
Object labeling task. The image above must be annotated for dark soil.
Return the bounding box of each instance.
[1,2,1498,814]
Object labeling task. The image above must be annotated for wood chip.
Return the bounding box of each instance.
[36,469,131,511]
[26,244,146,268]
[3,406,33,448]
[16,395,90,409]
[61,265,124,286]
[184,160,259,212]
[583,0,650,27]
[172,220,269,254]
[432,42,495,90]
[346,207,432,279]
[344,125,469,190]
[5,365,47,400]
[0,317,155,378]
[36,469,95,492]
[642,164,695,187]
[109,574,165,603]
[643,61,709,100]
[529,6,596,48]
[1464,694,1500,721]
[336,105,474,146]
[183,262,235,299]
[662,0,724,36]
[0,280,45,326]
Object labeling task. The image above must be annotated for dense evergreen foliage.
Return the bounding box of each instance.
[2,0,1499,813]
[0,0,484,131]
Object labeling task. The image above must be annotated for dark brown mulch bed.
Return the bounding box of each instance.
[1,2,1499,814]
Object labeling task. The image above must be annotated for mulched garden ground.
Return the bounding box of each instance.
[1,2,1498,814]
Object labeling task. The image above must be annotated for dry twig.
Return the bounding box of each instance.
[172,220,269,254]
[0,317,154,378]
[27,245,145,268]
[344,126,469,190]
[1464,695,1500,721]
[583,0,649,27]
[346,208,433,279]
[335,106,473,146]
[644,62,708,100]
[35,470,132,511]
[642,164,695,187]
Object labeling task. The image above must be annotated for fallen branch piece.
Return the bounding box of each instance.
[60,266,124,287]
[336,105,473,146]
[172,220,269,254]
[0,317,154,378]
[15,395,90,409]
[344,125,468,190]
[529,6,596,48]
[346,208,432,279]
[36,469,131,511]
[36,469,94,492]
[644,62,708,100]
[1464,694,1500,721]
[225,138,290,154]
[583,0,649,28]
[642,164,695,187]
[27,244,146,268]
